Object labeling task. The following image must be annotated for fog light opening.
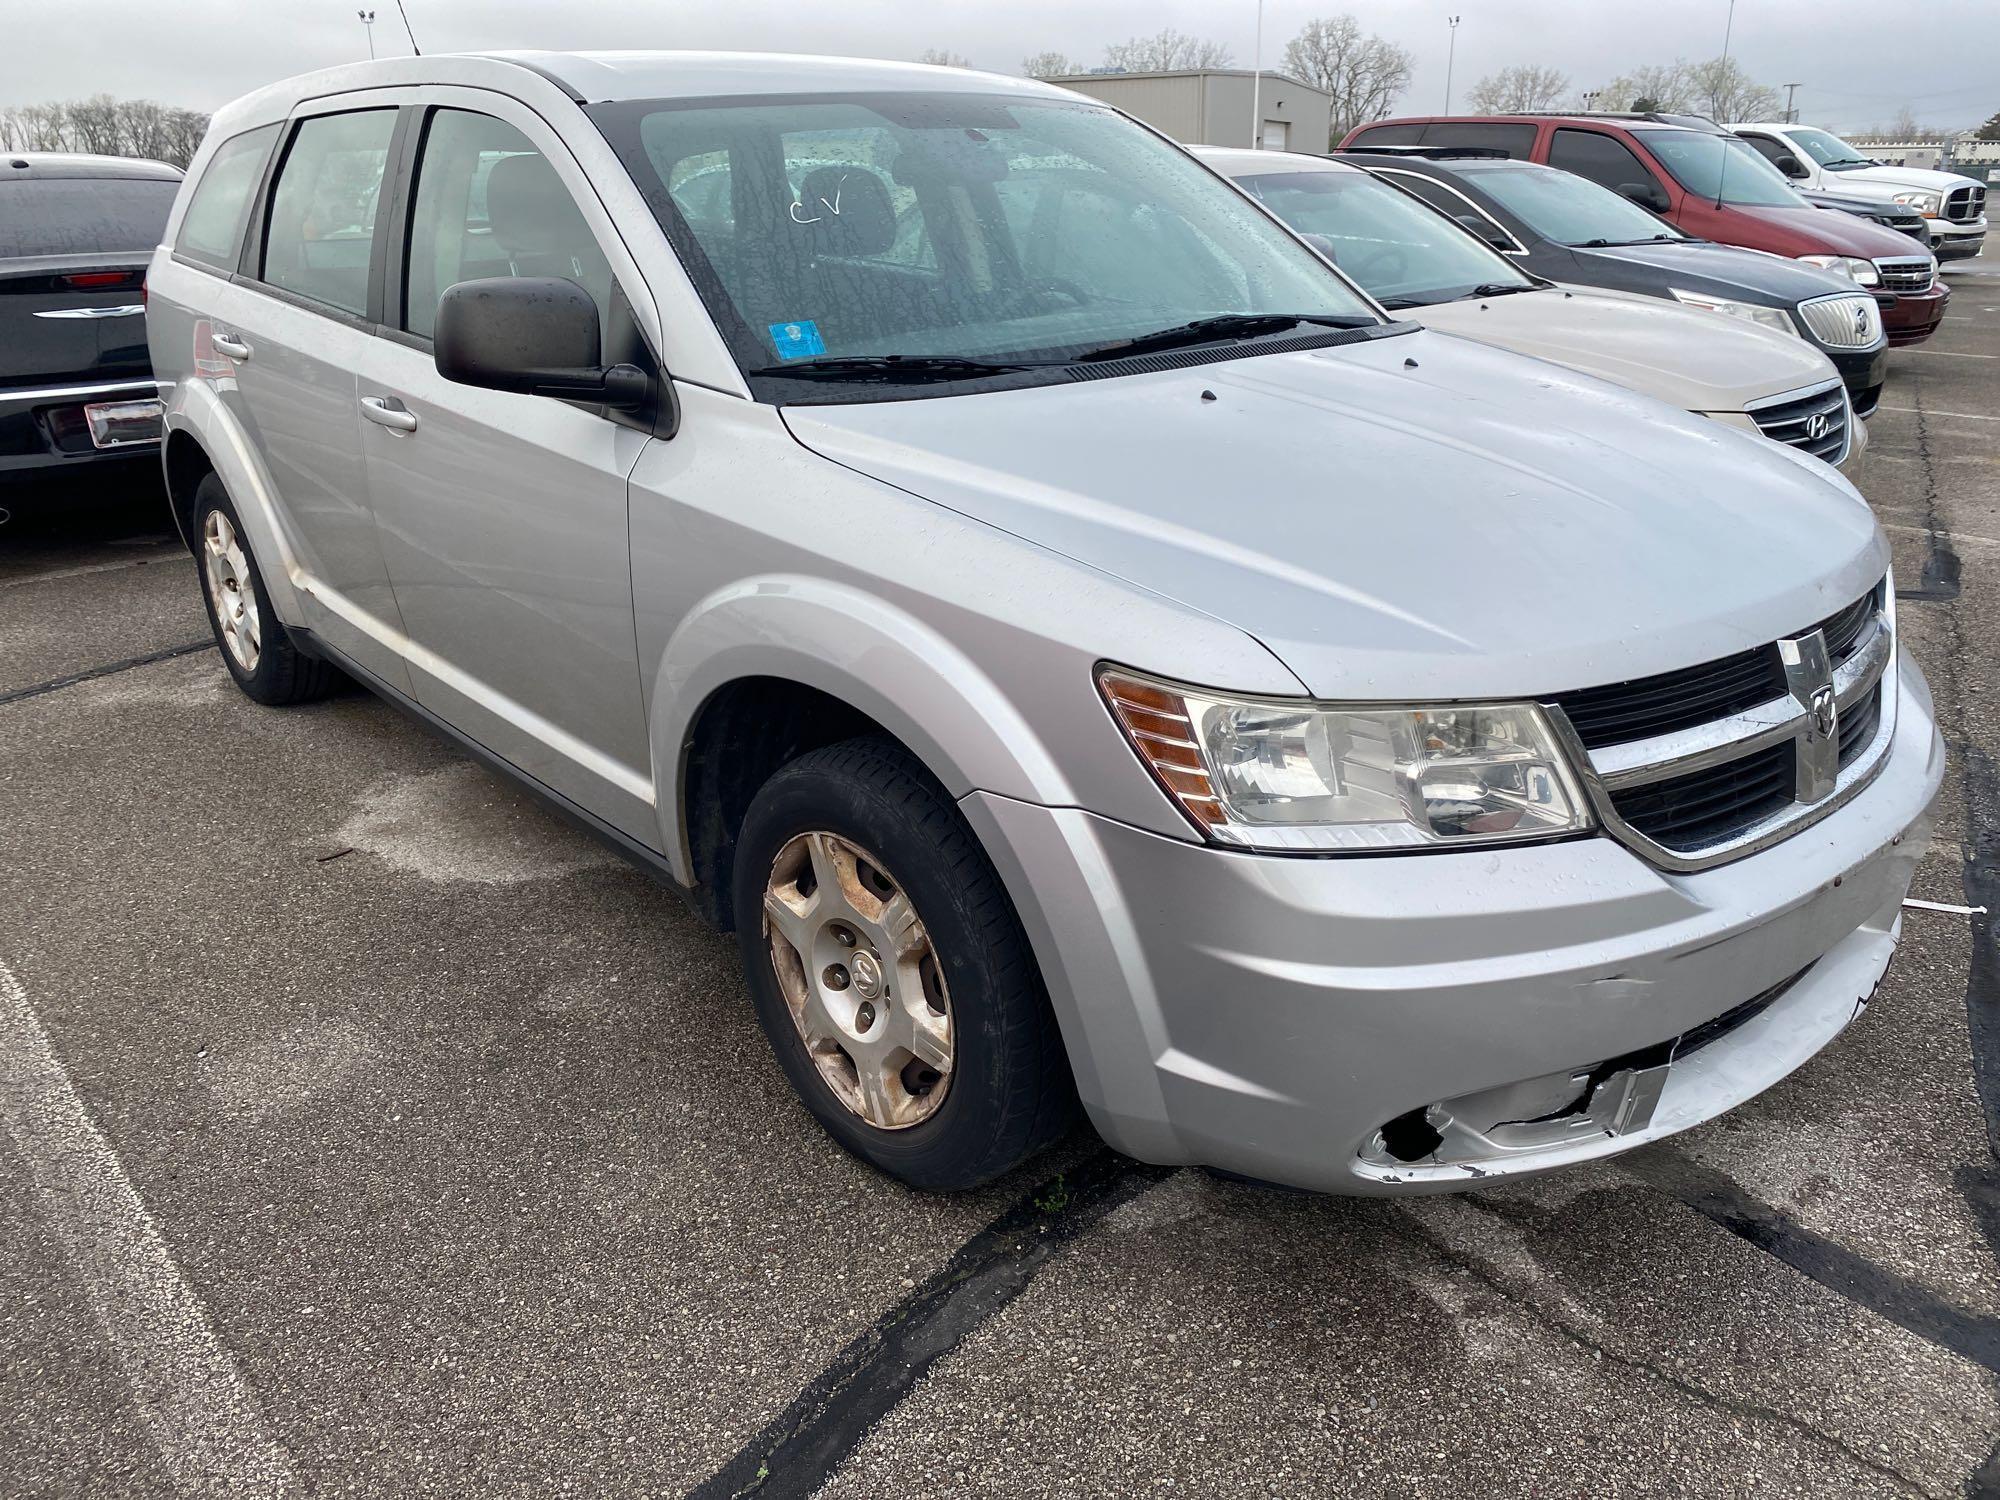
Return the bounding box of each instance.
[1379,1107,1444,1163]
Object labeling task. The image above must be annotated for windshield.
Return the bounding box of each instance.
[1238,168,1533,308]
[589,92,1378,392]
[1464,165,1684,247]
[1785,128,1875,170]
[0,178,177,258]
[1645,131,1803,207]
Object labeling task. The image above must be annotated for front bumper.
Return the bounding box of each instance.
[1878,282,1950,346]
[0,377,162,484]
[1820,342,1887,418]
[966,653,1943,1195]
[1932,220,1986,261]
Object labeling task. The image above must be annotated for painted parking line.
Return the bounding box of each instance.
[0,956,300,1498]
[1879,406,2000,422]
[1897,350,2000,360]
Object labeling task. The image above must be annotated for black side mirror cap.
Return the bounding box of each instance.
[1774,154,1809,179]
[434,276,651,411]
[1617,181,1671,214]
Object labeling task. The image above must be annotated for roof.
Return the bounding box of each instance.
[1,151,182,181]
[1191,145,1357,176]
[500,49,1069,103]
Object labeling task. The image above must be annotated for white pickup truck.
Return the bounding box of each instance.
[1730,123,1987,261]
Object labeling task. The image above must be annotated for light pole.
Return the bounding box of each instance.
[1444,15,1461,114]
[1784,82,1800,123]
[1250,0,1264,148]
[358,9,376,60]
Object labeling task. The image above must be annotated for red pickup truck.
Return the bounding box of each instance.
[1341,112,1949,346]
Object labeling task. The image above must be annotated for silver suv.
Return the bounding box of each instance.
[148,52,1942,1195]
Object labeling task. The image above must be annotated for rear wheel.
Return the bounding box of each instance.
[732,738,1076,1190]
[193,474,340,705]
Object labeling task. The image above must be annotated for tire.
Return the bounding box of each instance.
[732,737,1077,1191]
[191,473,341,705]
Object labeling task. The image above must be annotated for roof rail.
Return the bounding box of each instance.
[1503,109,1724,132]
[1334,144,1514,160]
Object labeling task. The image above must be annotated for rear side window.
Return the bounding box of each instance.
[1346,123,1423,148]
[402,109,612,343]
[1547,129,1659,196]
[0,177,178,258]
[175,125,279,269]
[1417,123,1537,157]
[261,109,397,316]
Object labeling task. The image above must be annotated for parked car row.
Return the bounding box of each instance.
[1340,112,1953,347]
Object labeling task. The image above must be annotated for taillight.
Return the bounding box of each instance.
[60,270,143,290]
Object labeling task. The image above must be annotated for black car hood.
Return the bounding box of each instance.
[1580,239,1857,306]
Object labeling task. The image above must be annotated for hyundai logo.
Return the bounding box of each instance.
[1805,411,1832,442]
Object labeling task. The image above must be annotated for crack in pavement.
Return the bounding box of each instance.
[1395,1197,1935,1497]
[0,640,212,707]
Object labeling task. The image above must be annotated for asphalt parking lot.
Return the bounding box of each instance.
[4,246,2000,1500]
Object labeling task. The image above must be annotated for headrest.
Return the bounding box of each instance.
[486,152,589,256]
[792,166,895,258]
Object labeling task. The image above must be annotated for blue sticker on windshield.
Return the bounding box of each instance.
[769,320,827,360]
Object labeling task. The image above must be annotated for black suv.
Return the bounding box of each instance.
[1339,148,1892,417]
[2,153,181,490]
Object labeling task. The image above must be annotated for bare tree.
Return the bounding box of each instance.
[1102,28,1232,73]
[158,107,211,168]
[115,99,172,162]
[1685,56,1781,121]
[916,48,971,69]
[67,94,126,155]
[18,102,74,152]
[1466,64,1570,114]
[1887,104,1922,138]
[1021,51,1075,79]
[1281,15,1413,145]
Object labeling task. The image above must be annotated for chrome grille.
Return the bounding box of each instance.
[1748,382,1850,464]
[1798,292,1882,350]
[1876,257,1934,292]
[1945,184,1984,223]
[1546,583,1895,870]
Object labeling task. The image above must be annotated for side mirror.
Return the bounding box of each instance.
[1300,232,1339,263]
[1773,153,1809,180]
[434,277,650,410]
[1617,180,1671,214]
[1455,212,1512,250]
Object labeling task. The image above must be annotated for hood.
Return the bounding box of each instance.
[1726,202,1922,259]
[1407,287,1835,413]
[783,331,1886,701]
[1584,240,1859,305]
[1824,164,1970,196]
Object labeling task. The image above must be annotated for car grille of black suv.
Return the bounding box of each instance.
[1876,257,1935,293]
[1546,582,1894,869]
[1747,382,1849,463]
[1945,183,1985,223]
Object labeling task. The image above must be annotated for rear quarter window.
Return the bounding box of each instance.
[0,177,179,258]
[175,125,280,269]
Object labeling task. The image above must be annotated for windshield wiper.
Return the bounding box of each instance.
[746,354,1042,382]
[1070,312,1373,363]
[1575,236,1675,248]
[1465,282,1536,299]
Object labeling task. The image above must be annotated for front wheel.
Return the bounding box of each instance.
[732,738,1076,1191]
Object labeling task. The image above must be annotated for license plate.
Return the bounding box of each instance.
[83,398,164,449]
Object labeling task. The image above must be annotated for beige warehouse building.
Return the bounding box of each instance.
[1052,69,1335,152]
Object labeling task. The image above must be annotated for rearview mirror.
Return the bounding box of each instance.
[1617,180,1671,214]
[1455,213,1512,250]
[434,277,650,410]
[1773,153,1809,180]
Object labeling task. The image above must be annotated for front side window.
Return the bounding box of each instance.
[403,109,612,343]
[1239,168,1533,310]
[592,92,1376,395]
[1547,129,1660,198]
[175,127,280,268]
[261,109,396,316]
[1642,130,1802,208]
[1468,163,1684,247]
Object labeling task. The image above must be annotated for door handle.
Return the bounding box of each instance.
[210,332,251,361]
[360,396,418,433]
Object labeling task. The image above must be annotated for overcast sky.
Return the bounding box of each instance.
[4,0,1994,134]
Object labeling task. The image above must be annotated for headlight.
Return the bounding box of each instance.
[1797,254,1881,287]
[1892,190,1943,217]
[1669,288,1798,337]
[1098,669,1594,852]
